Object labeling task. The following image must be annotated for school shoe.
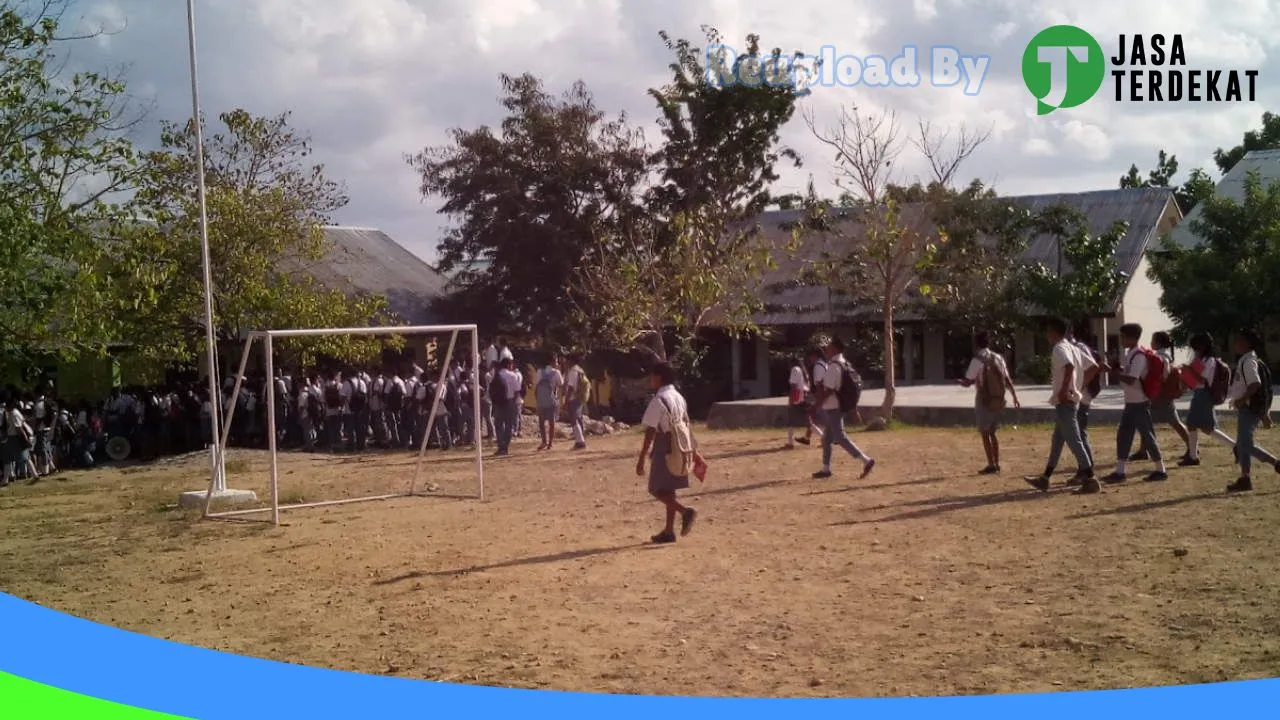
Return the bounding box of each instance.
[796,437,812,446]
[1101,472,1127,484]
[812,469,833,480]
[1144,471,1170,482]
[1023,475,1051,492]
[651,530,677,544]
[572,443,587,451]
[1066,469,1094,487]
[978,465,1000,475]
[1177,456,1201,467]
[1226,476,1253,493]
[680,508,698,537]
[1074,477,1102,495]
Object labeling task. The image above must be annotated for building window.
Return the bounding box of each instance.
[739,335,758,381]
[894,328,924,382]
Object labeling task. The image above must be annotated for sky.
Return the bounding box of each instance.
[62,0,1280,264]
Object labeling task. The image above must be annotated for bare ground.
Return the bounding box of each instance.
[3,423,1280,698]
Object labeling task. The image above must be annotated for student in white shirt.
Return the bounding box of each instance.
[1025,318,1097,493]
[534,352,565,451]
[562,353,589,450]
[810,336,875,481]
[958,331,1021,474]
[384,373,407,447]
[635,361,698,544]
[1178,333,1240,465]
[1226,330,1280,493]
[369,373,386,446]
[492,359,522,456]
[1130,331,1191,463]
[1104,323,1168,484]
[785,351,822,449]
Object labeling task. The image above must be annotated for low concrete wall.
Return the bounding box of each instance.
[706,398,1127,430]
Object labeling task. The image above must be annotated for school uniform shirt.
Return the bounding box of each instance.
[4,408,23,436]
[1228,350,1261,403]
[499,347,514,362]
[820,354,849,411]
[32,398,47,422]
[788,364,808,402]
[642,384,689,432]
[275,376,290,397]
[1120,347,1150,404]
[498,368,522,402]
[536,366,564,407]
[200,401,214,419]
[483,345,499,367]
[565,365,584,400]
[370,378,385,410]
[1050,340,1086,406]
[1194,356,1217,389]
[963,349,1010,395]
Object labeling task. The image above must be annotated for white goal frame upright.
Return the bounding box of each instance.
[202,324,485,525]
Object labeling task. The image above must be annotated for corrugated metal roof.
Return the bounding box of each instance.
[293,227,449,325]
[739,187,1177,326]
[1166,149,1280,250]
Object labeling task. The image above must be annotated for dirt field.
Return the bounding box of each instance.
[3,422,1280,698]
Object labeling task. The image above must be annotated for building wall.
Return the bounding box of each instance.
[1117,253,1185,363]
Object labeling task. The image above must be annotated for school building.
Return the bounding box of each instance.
[720,187,1185,399]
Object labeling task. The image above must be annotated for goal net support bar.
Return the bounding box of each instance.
[201,324,485,525]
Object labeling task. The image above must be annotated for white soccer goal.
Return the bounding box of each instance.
[201,324,484,525]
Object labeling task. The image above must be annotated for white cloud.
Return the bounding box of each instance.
[64,0,1280,261]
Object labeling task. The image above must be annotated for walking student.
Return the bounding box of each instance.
[785,352,821,449]
[491,358,522,456]
[958,331,1020,474]
[1025,318,1098,494]
[810,336,875,481]
[563,353,589,451]
[1177,332,1237,466]
[1225,330,1280,493]
[1070,328,1106,470]
[1130,331,1191,463]
[535,352,564,451]
[635,361,698,545]
[1104,324,1169,484]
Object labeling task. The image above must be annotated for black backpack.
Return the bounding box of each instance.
[1249,359,1274,415]
[834,360,862,413]
[489,372,510,405]
[385,381,404,412]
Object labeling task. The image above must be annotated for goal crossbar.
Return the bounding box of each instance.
[202,324,485,525]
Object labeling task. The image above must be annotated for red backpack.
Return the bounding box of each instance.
[1136,348,1167,402]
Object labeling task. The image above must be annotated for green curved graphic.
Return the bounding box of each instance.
[0,671,192,719]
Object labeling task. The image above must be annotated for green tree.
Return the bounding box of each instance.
[574,27,811,368]
[1019,206,1128,328]
[1147,170,1280,342]
[121,109,395,363]
[405,74,647,344]
[0,3,142,364]
[798,108,988,416]
[918,181,1037,340]
[1213,110,1280,174]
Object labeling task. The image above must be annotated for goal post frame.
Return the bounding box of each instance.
[202,324,485,525]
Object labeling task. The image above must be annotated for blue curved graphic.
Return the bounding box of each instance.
[0,591,1275,719]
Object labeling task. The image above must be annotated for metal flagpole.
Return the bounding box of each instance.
[186,0,225,492]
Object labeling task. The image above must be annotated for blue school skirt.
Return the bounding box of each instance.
[1186,387,1217,430]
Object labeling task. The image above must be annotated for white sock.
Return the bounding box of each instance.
[1189,431,1199,459]
[1116,460,1127,475]
[787,428,795,443]
[1156,458,1167,472]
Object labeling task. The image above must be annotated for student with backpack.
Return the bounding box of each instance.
[1131,332,1192,464]
[958,331,1021,475]
[635,361,699,544]
[1226,330,1280,493]
[384,371,406,447]
[786,352,823,449]
[810,336,875,481]
[1104,323,1169,484]
[563,353,590,451]
[535,353,565,451]
[1025,318,1098,494]
[1177,332,1238,466]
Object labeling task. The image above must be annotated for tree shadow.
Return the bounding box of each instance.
[830,486,1068,526]
[803,475,949,496]
[373,543,646,583]
[1063,490,1278,520]
[687,479,790,499]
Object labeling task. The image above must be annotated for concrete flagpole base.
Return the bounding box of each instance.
[178,488,258,509]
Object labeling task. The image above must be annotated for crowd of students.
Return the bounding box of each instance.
[0,339,608,487]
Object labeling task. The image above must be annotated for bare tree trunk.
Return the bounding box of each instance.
[881,300,896,420]
[641,329,667,364]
